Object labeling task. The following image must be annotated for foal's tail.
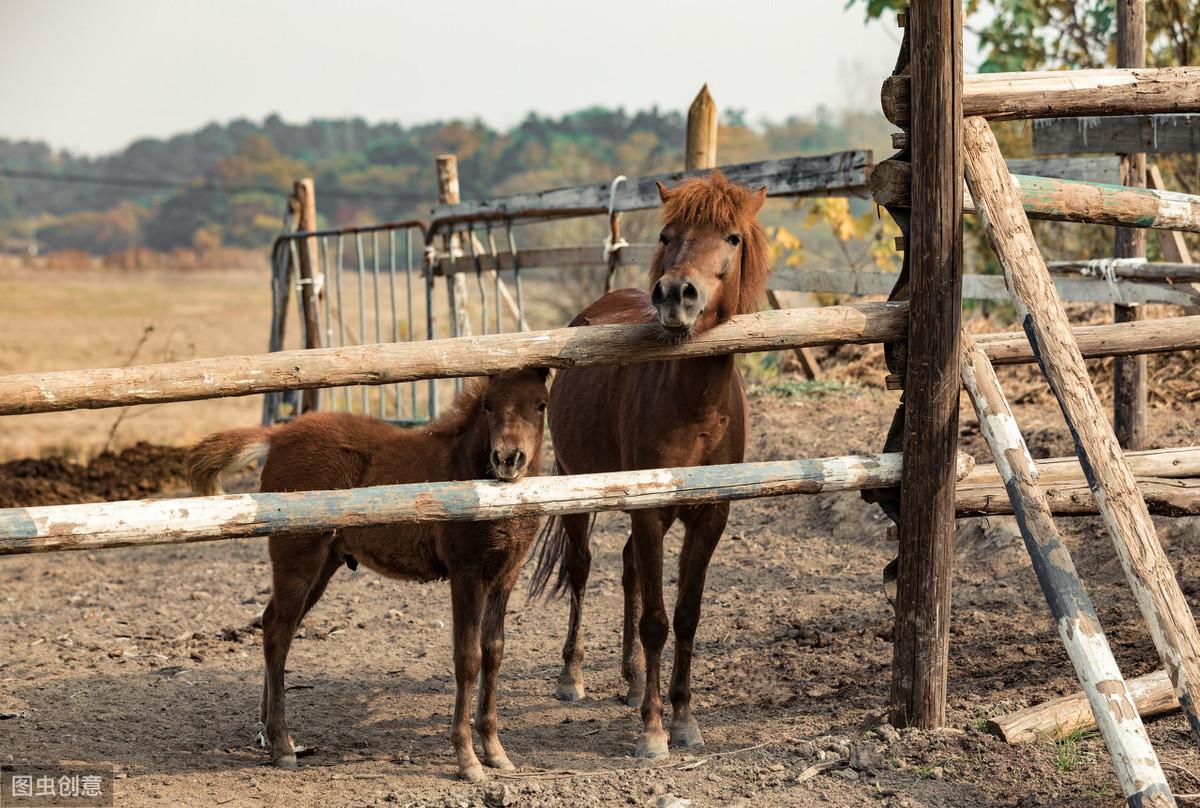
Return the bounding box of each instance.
[528,463,594,602]
[185,426,273,496]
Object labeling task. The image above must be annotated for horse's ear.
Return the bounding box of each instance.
[749,185,768,215]
[534,367,550,382]
[656,180,672,202]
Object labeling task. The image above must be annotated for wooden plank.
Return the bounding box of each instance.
[1048,259,1200,283]
[957,477,1200,517]
[766,289,822,379]
[0,304,909,416]
[963,446,1200,489]
[428,152,873,226]
[1033,115,1200,156]
[959,330,1172,806]
[870,159,1200,233]
[1147,165,1198,315]
[687,84,718,171]
[890,0,963,731]
[1114,0,1150,452]
[770,267,1199,306]
[434,245,658,277]
[963,112,1200,749]
[1005,156,1121,183]
[437,155,472,340]
[976,314,1200,364]
[987,670,1177,744]
[292,179,322,414]
[883,66,1200,125]
[0,451,976,555]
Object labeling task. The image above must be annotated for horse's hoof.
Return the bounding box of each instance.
[554,680,585,702]
[670,721,704,749]
[484,753,515,771]
[273,754,298,771]
[634,731,670,760]
[459,763,486,783]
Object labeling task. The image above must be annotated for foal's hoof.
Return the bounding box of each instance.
[670,721,705,749]
[624,676,646,708]
[273,753,298,771]
[634,731,670,760]
[459,762,486,783]
[484,753,516,771]
[554,679,585,702]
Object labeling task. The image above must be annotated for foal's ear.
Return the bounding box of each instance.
[749,185,768,215]
[533,366,550,382]
[656,180,672,203]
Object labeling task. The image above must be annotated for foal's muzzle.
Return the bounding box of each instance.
[490,447,529,482]
[651,276,704,332]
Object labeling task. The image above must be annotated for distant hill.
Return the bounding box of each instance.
[0,106,894,256]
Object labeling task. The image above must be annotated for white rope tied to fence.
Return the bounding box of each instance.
[1078,257,1148,307]
[603,175,630,260]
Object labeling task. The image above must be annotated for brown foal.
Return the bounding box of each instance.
[530,172,769,759]
[186,369,549,782]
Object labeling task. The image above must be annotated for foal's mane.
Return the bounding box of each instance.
[653,171,770,316]
[424,378,487,437]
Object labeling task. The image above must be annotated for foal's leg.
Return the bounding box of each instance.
[620,533,646,708]
[260,534,335,769]
[476,564,521,771]
[668,503,728,750]
[449,572,486,782]
[554,513,592,702]
[630,509,671,759]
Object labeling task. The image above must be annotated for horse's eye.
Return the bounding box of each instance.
[658,232,669,245]
[537,402,548,412]
[725,234,741,246]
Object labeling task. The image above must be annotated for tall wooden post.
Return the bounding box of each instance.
[890,0,963,729]
[686,84,718,170]
[1114,0,1147,449]
[293,178,322,414]
[436,155,471,339]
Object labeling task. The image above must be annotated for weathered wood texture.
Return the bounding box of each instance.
[292,179,322,413]
[965,446,1200,489]
[428,152,872,227]
[437,155,472,339]
[957,477,1200,517]
[988,669,1177,743]
[890,0,963,731]
[884,67,1200,125]
[959,330,1172,806]
[765,290,822,379]
[1005,156,1121,184]
[5,305,1198,416]
[1048,259,1200,283]
[434,245,657,276]
[1114,0,1149,452]
[1146,165,1199,315]
[869,159,1200,233]
[770,267,1198,306]
[687,85,718,171]
[964,113,1200,747]
[0,304,908,415]
[0,452,976,556]
[1033,115,1200,155]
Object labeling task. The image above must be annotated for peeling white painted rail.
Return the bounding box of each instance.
[0,452,975,555]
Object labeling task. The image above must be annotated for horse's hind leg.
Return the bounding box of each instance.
[555,513,592,702]
[620,534,645,708]
[667,503,728,750]
[449,571,486,782]
[630,508,670,759]
[476,565,521,771]
[260,533,336,769]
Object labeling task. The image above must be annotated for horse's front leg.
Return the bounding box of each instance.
[668,503,728,750]
[630,509,670,759]
[554,513,593,701]
[449,572,485,782]
[476,566,520,771]
[620,533,645,708]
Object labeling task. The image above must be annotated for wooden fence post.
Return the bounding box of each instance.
[686,84,718,171]
[890,0,963,729]
[959,332,1174,807]
[436,155,471,340]
[963,113,1200,748]
[293,178,322,414]
[1114,0,1148,450]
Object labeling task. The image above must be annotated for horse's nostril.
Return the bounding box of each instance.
[490,449,502,468]
[513,449,527,469]
[651,280,666,305]
[680,282,699,305]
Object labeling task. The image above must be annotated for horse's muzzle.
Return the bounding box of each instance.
[652,277,703,332]
[490,448,529,482]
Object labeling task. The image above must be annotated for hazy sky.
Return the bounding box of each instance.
[0,0,978,156]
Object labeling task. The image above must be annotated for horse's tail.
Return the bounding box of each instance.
[186,426,273,496]
[528,464,594,602]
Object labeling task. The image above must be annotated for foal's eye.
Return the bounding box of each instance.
[725,234,741,246]
[537,402,548,412]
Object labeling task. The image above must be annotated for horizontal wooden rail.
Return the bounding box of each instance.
[1048,259,1200,284]
[428,151,872,228]
[884,67,1200,125]
[434,245,657,277]
[870,160,1200,233]
[0,304,907,416]
[0,452,976,555]
[958,477,1200,517]
[1034,114,1200,156]
[3,307,1199,416]
[770,268,1198,307]
[963,445,1200,489]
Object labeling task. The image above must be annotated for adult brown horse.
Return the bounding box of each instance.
[530,171,769,759]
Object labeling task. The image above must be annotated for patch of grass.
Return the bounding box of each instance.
[749,377,865,401]
[1052,728,1098,772]
[913,755,957,780]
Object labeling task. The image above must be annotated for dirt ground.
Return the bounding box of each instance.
[3,381,1200,807]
